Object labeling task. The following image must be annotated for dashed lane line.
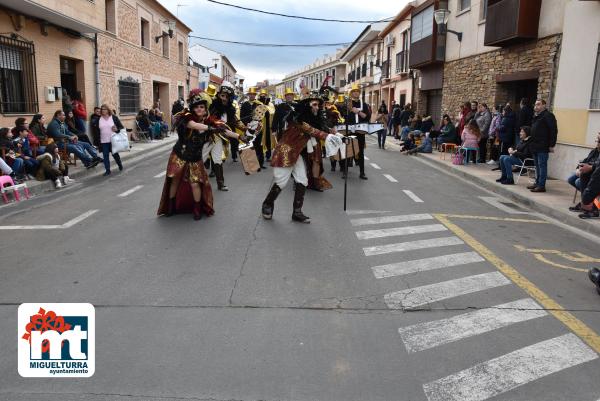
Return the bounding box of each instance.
[370,163,382,170]
[154,171,166,178]
[403,190,424,203]
[118,185,144,198]
[383,174,398,183]
[0,210,99,230]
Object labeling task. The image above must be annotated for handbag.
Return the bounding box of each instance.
[111,129,130,153]
[451,151,464,165]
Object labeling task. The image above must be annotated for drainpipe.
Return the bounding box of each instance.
[94,33,100,107]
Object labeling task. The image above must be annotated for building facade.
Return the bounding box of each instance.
[99,0,191,128]
[281,49,347,97]
[0,0,103,127]
[378,2,415,109]
[341,22,387,113]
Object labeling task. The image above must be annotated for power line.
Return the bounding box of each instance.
[189,35,355,47]
[207,0,394,23]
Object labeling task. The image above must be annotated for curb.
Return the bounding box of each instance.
[368,136,600,237]
[18,138,176,198]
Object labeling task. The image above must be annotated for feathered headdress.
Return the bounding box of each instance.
[188,88,212,109]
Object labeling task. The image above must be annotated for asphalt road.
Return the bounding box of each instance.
[1,136,599,401]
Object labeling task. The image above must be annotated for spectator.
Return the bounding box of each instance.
[0,156,18,181]
[377,100,388,125]
[97,104,124,176]
[392,103,404,139]
[62,89,73,115]
[399,132,415,152]
[47,110,101,169]
[568,133,600,211]
[14,125,40,177]
[496,126,533,185]
[65,110,90,143]
[475,103,492,163]
[437,114,458,149]
[89,107,102,147]
[35,143,72,188]
[578,156,600,219]
[421,115,434,133]
[461,119,481,163]
[13,117,43,156]
[458,101,470,136]
[528,99,558,193]
[152,101,169,136]
[498,104,516,156]
[488,104,503,165]
[399,103,413,128]
[517,98,534,144]
[0,127,26,180]
[406,133,433,155]
[410,114,423,134]
[30,114,48,143]
[72,91,88,134]
[172,98,184,116]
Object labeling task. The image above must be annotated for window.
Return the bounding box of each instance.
[118,78,140,114]
[331,68,335,85]
[178,41,184,63]
[591,44,600,109]
[411,5,434,43]
[479,0,488,20]
[162,34,169,57]
[106,0,116,33]
[458,0,471,12]
[0,35,38,114]
[140,18,149,48]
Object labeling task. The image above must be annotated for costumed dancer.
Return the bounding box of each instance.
[326,93,345,172]
[207,82,248,191]
[346,83,370,180]
[204,83,218,174]
[157,89,219,221]
[240,87,266,171]
[258,89,276,167]
[261,92,338,223]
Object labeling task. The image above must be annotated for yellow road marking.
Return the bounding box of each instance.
[514,245,600,263]
[434,213,600,354]
[532,254,588,273]
[436,214,549,224]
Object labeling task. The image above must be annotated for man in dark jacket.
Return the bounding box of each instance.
[567,132,600,202]
[528,99,558,192]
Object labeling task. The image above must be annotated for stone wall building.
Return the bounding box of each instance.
[0,0,103,127]
[281,49,347,97]
[99,0,192,129]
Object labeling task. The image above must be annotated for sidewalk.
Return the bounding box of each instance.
[6,136,176,199]
[380,137,600,237]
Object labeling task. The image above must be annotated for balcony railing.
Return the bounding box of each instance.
[395,50,409,74]
[484,0,542,47]
[381,60,390,79]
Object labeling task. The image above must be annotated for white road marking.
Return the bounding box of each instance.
[364,236,463,257]
[399,298,547,353]
[403,190,424,203]
[345,210,391,215]
[62,210,99,228]
[478,196,530,215]
[154,171,166,178]
[0,209,99,230]
[372,251,484,278]
[370,163,382,170]
[423,333,598,401]
[356,224,447,240]
[383,174,398,183]
[384,271,510,309]
[364,156,370,160]
[350,213,433,227]
[118,185,144,198]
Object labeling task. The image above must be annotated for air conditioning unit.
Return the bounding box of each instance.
[385,34,395,47]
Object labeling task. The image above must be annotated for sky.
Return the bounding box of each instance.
[160,0,409,87]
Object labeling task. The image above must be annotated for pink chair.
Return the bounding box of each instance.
[0,175,30,204]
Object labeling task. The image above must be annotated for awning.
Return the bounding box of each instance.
[2,0,102,33]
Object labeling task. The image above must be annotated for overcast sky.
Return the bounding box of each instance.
[160,0,409,86]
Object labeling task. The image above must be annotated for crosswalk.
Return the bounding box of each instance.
[349,211,598,401]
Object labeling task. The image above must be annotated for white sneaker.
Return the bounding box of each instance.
[63,176,73,185]
[54,179,62,189]
[486,160,497,165]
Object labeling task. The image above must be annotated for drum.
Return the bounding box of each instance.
[335,123,384,135]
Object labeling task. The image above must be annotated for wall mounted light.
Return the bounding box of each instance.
[434,8,463,42]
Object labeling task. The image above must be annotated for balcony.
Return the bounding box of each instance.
[381,60,390,79]
[409,35,445,68]
[484,0,542,47]
[396,50,409,74]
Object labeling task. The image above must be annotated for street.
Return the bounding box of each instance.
[1,137,599,401]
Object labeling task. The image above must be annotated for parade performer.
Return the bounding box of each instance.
[208,82,247,191]
[327,94,345,172]
[157,89,221,220]
[261,92,338,223]
[240,87,266,171]
[258,89,276,167]
[345,83,370,180]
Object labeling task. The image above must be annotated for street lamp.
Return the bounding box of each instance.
[155,20,176,42]
[434,8,463,42]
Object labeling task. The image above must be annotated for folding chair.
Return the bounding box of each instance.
[135,120,152,143]
[515,158,535,184]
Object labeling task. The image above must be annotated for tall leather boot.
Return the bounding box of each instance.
[192,202,202,221]
[292,183,310,223]
[330,159,337,172]
[358,156,368,180]
[261,183,281,220]
[214,164,228,191]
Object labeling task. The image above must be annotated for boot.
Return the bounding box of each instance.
[291,183,310,223]
[261,183,281,220]
[330,159,337,172]
[114,153,123,171]
[358,157,368,180]
[166,197,176,217]
[214,164,228,191]
[192,202,202,220]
